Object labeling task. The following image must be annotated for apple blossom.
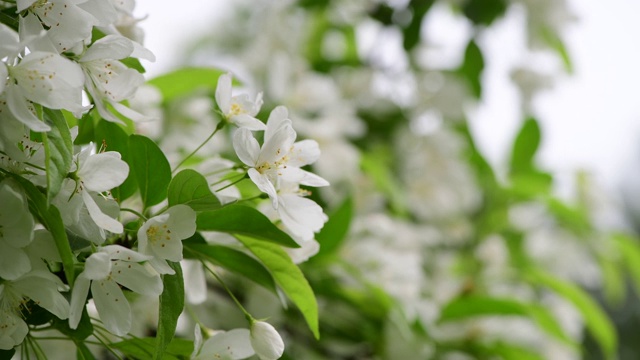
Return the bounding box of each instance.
[215,72,266,130]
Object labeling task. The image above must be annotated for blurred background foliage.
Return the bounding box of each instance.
[136,0,640,358]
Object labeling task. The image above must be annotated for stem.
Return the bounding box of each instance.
[172,122,225,173]
[214,173,248,192]
[120,207,148,221]
[201,261,254,323]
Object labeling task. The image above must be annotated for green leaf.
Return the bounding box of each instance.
[128,134,171,208]
[155,262,184,360]
[74,111,96,145]
[439,296,528,322]
[197,205,299,248]
[42,108,73,202]
[540,27,573,73]
[0,349,16,360]
[185,243,277,294]
[527,269,617,360]
[458,39,485,98]
[510,117,541,176]
[148,67,226,102]
[462,0,508,26]
[402,0,435,51]
[95,120,136,202]
[120,57,145,73]
[74,341,96,360]
[439,295,574,347]
[112,338,193,360]
[315,196,353,259]
[613,234,640,297]
[360,150,407,216]
[236,235,319,339]
[8,173,75,286]
[168,169,221,211]
[479,342,543,360]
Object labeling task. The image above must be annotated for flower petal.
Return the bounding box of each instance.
[112,262,163,296]
[68,276,91,329]
[233,128,261,166]
[78,152,129,192]
[248,168,278,209]
[92,279,132,336]
[82,190,123,234]
[287,140,321,167]
[196,329,255,360]
[215,73,232,114]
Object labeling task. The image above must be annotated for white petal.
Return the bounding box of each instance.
[102,244,152,262]
[18,14,57,53]
[13,272,70,319]
[248,168,278,209]
[112,262,163,296]
[232,114,267,131]
[6,85,51,132]
[250,321,284,360]
[287,140,321,167]
[215,73,232,114]
[196,329,255,360]
[111,101,150,122]
[92,279,131,336]
[165,205,197,239]
[78,152,129,192]
[183,260,207,304]
[16,0,36,12]
[82,190,123,234]
[233,128,261,166]
[279,167,329,187]
[83,251,112,280]
[278,194,327,242]
[285,239,320,264]
[68,276,91,329]
[0,64,6,95]
[130,41,156,62]
[258,122,295,165]
[264,106,289,143]
[81,35,134,62]
[0,243,31,280]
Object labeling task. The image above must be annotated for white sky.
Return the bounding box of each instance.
[135,0,640,193]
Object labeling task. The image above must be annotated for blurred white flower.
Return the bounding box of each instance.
[137,205,197,275]
[250,321,285,360]
[215,72,266,131]
[69,245,162,336]
[277,182,327,243]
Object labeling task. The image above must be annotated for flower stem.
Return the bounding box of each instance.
[120,207,147,221]
[214,173,249,192]
[202,261,254,323]
[172,121,225,173]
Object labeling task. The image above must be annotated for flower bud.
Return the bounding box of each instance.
[250,321,285,360]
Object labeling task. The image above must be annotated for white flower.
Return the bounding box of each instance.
[137,205,197,275]
[69,245,163,336]
[250,321,285,360]
[0,270,71,349]
[191,325,255,360]
[0,180,35,280]
[72,146,129,235]
[233,106,328,209]
[215,73,266,130]
[18,0,117,53]
[0,23,86,131]
[79,35,153,123]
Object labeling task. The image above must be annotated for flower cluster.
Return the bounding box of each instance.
[0,1,329,359]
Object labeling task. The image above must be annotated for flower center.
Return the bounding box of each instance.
[229,102,246,117]
[146,224,172,248]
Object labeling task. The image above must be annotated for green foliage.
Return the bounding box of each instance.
[236,235,320,339]
[461,0,508,26]
[185,241,278,294]
[458,39,485,98]
[510,117,541,176]
[128,134,172,209]
[527,269,617,360]
[168,169,221,211]
[314,196,353,260]
[95,120,137,202]
[155,262,185,360]
[42,109,73,202]
[112,338,193,360]
[196,205,300,248]
[148,67,227,102]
